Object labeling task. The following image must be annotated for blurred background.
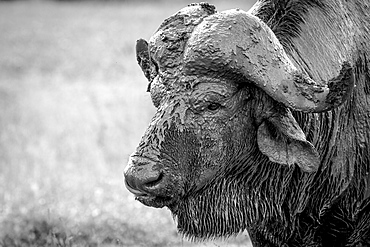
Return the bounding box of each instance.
[0,0,256,246]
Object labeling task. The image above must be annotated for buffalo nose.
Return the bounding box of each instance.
[124,156,164,196]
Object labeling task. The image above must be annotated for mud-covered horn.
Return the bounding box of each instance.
[183,10,354,113]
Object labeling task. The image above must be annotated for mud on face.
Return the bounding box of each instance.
[125,72,255,205]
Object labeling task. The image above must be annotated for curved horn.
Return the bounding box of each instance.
[183,9,354,112]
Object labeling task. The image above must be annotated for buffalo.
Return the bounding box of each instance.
[124,1,370,246]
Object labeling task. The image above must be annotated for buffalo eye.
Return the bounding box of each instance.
[207,103,221,111]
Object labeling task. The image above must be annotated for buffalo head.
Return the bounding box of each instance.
[124,3,353,239]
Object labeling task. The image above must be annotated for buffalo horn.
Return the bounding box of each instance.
[184,10,354,112]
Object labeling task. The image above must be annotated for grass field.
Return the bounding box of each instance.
[0,1,255,246]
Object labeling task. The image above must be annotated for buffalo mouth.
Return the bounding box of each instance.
[124,178,177,208]
[136,194,176,208]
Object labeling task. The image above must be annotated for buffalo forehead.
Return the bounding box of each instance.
[150,74,238,110]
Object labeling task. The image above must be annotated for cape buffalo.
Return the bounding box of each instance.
[124,1,370,246]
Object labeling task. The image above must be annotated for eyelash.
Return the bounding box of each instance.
[207,103,221,111]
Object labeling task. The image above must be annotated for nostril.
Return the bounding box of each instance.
[124,166,165,195]
[125,155,167,196]
[144,172,164,188]
[124,171,165,196]
[125,177,138,192]
[124,174,148,196]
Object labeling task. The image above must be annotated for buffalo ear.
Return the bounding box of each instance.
[136,39,152,82]
[257,109,319,172]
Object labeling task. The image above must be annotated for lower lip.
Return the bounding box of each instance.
[136,194,175,208]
